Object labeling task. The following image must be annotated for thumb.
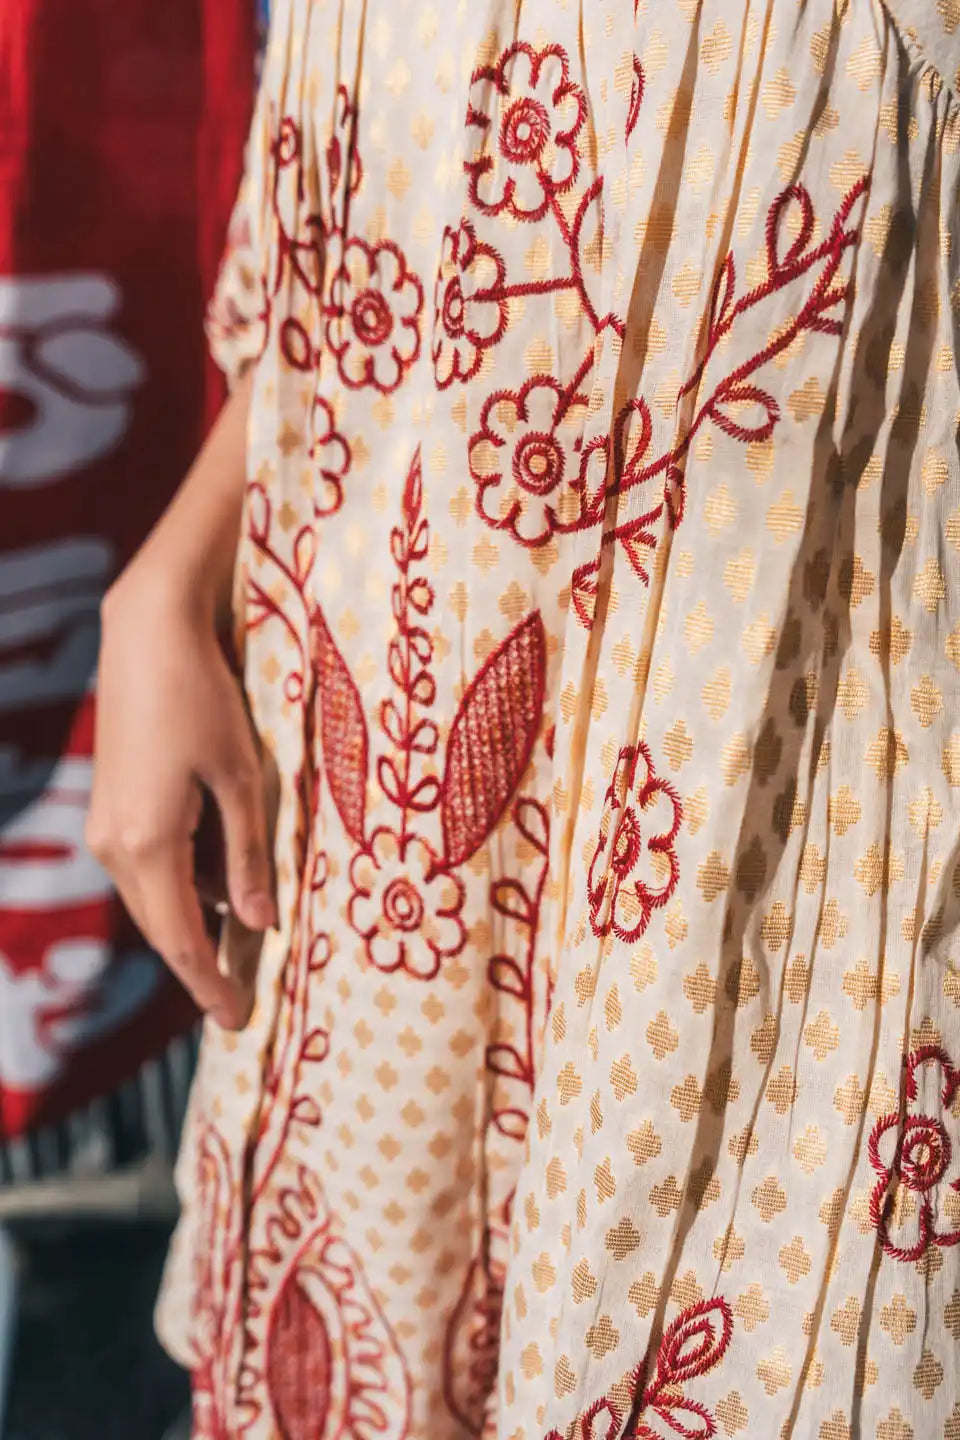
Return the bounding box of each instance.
[205,722,277,933]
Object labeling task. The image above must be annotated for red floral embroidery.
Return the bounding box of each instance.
[869,1044,960,1263]
[260,117,325,375]
[545,1299,734,1440]
[285,448,549,983]
[191,822,412,1439]
[263,95,423,423]
[310,394,351,517]
[192,83,439,1439]
[469,375,595,546]
[259,1170,413,1440]
[568,176,869,628]
[444,797,551,1433]
[316,91,426,398]
[349,828,466,979]
[433,220,508,388]
[633,1300,735,1439]
[243,446,549,1418]
[256,115,358,520]
[466,42,587,222]
[441,614,547,864]
[326,238,424,393]
[448,36,628,570]
[246,450,550,1425]
[587,744,682,944]
[324,83,363,233]
[451,44,867,630]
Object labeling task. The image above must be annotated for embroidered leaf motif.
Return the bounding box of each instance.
[492,877,534,926]
[293,525,317,584]
[571,554,601,629]
[403,445,423,525]
[494,1108,529,1141]
[290,1095,322,1128]
[440,611,546,867]
[626,57,644,141]
[302,1029,331,1063]
[266,1270,332,1440]
[766,184,814,275]
[485,1043,530,1084]
[708,251,736,340]
[614,397,653,485]
[709,382,779,444]
[653,1297,734,1391]
[618,514,661,586]
[515,796,550,856]
[314,610,369,846]
[488,954,528,1000]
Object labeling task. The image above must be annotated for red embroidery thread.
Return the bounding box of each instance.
[569,176,869,627]
[444,797,551,1434]
[869,1044,960,1262]
[326,237,424,394]
[433,219,508,389]
[544,1299,734,1440]
[441,614,547,865]
[587,744,682,944]
[466,42,587,224]
[442,41,623,541]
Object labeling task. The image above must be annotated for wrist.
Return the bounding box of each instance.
[102,545,222,632]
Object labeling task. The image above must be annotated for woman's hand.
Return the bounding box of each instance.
[87,371,275,1029]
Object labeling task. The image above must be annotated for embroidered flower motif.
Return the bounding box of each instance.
[634,1298,734,1439]
[309,394,351,518]
[349,828,466,980]
[326,239,423,393]
[544,1299,733,1440]
[869,1045,960,1262]
[587,744,682,943]
[468,376,593,546]
[466,42,587,222]
[432,221,508,389]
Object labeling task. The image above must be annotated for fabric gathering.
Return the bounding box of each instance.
[154,2,960,1436]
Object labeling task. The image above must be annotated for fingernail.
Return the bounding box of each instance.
[243,891,277,930]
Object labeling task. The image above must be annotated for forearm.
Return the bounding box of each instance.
[105,368,253,627]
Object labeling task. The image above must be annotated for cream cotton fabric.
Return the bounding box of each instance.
[157,2,960,1437]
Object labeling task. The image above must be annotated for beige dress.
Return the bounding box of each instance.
[157,2,960,1436]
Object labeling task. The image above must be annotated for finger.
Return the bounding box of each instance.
[111,868,151,942]
[88,806,165,946]
[113,861,228,1006]
[138,842,251,1029]
[202,712,277,933]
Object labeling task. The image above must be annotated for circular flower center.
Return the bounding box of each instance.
[899,1118,950,1192]
[500,97,550,165]
[382,876,424,933]
[514,430,564,496]
[611,810,643,878]
[442,278,466,337]
[351,288,393,347]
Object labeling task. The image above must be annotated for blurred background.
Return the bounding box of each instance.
[0,2,267,1434]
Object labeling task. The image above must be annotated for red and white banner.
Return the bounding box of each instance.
[0,2,256,1138]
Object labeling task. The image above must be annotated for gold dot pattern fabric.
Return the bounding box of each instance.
[156,2,960,1436]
